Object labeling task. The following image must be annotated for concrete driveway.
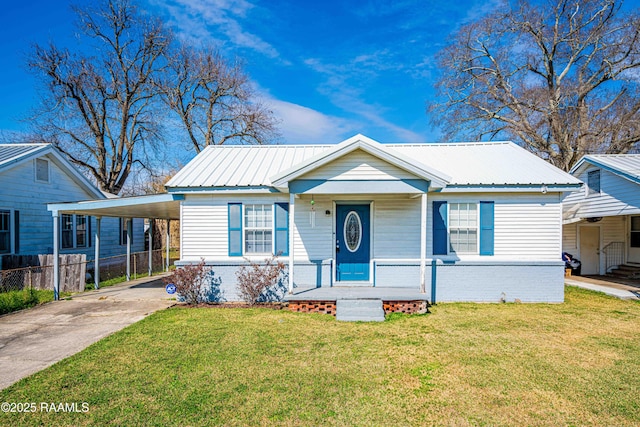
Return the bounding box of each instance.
[0,275,175,390]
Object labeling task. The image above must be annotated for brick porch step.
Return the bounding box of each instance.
[336,299,385,322]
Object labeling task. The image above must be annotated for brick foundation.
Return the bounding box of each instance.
[287,300,429,316]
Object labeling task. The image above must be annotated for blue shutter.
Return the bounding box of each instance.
[479,201,494,256]
[432,201,448,255]
[274,203,289,256]
[228,203,242,256]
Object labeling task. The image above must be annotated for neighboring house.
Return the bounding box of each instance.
[0,143,144,268]
[164,134,581,303]
[562,154,640,276]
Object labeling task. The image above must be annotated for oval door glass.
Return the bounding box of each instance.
[344,211,362,252]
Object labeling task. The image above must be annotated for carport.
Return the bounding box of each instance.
[48,193,183,300]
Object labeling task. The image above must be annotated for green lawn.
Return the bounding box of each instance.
[2,286,639,426]
[0,288,69,315]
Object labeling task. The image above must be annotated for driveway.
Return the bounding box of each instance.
[0,275,175,390]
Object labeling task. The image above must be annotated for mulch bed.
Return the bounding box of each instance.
[174,302,288,310]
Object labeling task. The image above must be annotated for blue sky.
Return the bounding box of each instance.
[0,0,501,147]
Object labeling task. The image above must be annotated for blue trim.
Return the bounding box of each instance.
[228,203,242,257]
[432,201,448,255]
[479,201,494,256]
[274,202,289,256]
[289,179,430,194]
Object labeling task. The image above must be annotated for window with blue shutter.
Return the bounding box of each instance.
[228,203,243,256]
[274,203,289,256]
[432,201,448,255]
[479,201,494,256]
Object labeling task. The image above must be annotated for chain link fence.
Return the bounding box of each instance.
[0,248,179,293]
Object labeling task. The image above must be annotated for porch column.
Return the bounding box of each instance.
[165,219,170,272]
[288,192,295,293]
[126,218,132,281]
[94,216,101,289]
[52,212,60,301]
[148,219,153,277]
[420,193,427,294]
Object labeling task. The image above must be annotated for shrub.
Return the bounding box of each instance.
[163,259,222,304]
[235,256,286,305]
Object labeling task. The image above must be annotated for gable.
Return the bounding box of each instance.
[298,149,419,181]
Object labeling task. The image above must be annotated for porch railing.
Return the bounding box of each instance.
[602,241,624,273]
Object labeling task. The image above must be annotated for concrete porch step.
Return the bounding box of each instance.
[336,299,385,322]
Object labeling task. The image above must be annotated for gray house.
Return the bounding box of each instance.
[563,154,640,276]
[0,143,144,267]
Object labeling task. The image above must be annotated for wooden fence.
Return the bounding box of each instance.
[0,254,86,293]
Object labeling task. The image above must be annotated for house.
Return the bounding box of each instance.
[162,134,581,303]
[0,143,144,268]
[562,154,640,276]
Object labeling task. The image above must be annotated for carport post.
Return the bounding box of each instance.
[52,212,60,301]
[165,219,170,272]
[126,218,132,281]
[94,216,101,289]
[148,219,153,277]
[420,193,427,294]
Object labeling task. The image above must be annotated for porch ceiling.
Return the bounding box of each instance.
[47,193,183,220]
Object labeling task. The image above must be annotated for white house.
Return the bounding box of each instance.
[563,154,640,276]
[0,143,144,268]
[163,134,581,303]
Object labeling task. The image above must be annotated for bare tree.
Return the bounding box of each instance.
[429,0,640,171]
[27,0,170,194]
[161,44,279,153]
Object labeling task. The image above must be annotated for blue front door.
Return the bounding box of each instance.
[336,204,370,281]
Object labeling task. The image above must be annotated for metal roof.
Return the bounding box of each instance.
[48,194,183,219]
[570,154,640,185]
[0,143,49,168]
[166,136,581,190]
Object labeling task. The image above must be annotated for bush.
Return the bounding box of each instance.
[235,256,286,305]
[164,259,222,304]
[0,288,52,315]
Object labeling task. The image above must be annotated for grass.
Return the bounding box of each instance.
[0,288,65,315]
[1,286,640,426]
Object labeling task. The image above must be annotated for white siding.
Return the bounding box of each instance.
[293,198,333,260]
[564,165,640,217]
[563,223,577,252]
[300,149,416,181]
[428,193,562,260]
[373,198,421,258]
[0,154,144,260]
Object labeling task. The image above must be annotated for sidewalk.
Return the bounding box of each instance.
[565,275,640,300]
[0,274,175,390]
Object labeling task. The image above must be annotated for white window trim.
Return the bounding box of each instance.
[447,202,480,255]
[0,208,15,255]
[61,214,89,250]
[34,158,50,183]
[243,204,275,256]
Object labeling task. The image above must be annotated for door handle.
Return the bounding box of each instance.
[336,240,340,252]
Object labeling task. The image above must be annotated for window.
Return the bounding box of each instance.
[61,214,74,249]
[61,214,89,249]
[120,218,132,246]
[631,217,640,248]
[228,203,289,257]
[245,204,273,254]
[0,210,10,254]
[35,158,50,183]
[449,203,478,253]
[587,169,601,196]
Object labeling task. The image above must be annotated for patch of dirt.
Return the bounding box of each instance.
[174,302,288,310]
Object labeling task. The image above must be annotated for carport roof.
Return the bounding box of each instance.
[47,193,183,219]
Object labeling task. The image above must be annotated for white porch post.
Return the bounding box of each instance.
[288,192,295,294]
[126,218,132,281]
[52,212,60,301]
[94,216,101,289]
[148,219,153,277]
[420,193,427,294]
[165,219,170,272]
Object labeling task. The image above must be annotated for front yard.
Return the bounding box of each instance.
[1,286,639,426]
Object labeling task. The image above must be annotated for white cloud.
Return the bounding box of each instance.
[150,0,280,58]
